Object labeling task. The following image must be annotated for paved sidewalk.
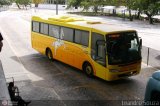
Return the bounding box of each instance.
[0,61,10,103]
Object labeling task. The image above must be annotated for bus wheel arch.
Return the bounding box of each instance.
[82,61,94,77]
[46,47,53,60]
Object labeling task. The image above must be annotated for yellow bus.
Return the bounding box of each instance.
[31,15,142,81]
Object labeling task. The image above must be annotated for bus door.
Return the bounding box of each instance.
[91,32,106,80]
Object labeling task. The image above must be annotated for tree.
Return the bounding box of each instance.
[67,0,160,24]
[105,0,122,15]
[141,0,160,24]
[80,0,90,12]
[0,0,11,6]
[67,0,115,13]
[131,0,142,19]
[58,0,66,4]
[91,0,105,13]
[117,0,136,21]
[32,0,44,7]
[80,0,107,13]
[22,0,31,9]
[67,0,83,9]
[15,0,31,9]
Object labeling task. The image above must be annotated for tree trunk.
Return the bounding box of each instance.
[148,15,153,24]
[101,5,104,13]
[145,12,153,24]
[129,9,133,21]
[16,3,21,9]
[123,10,126,21]
[136,9,142,19]
[93,6,98,13]
[25,5,27,10]
[136,11,141,19]
[35,3,39,7]
[112,9,116,16]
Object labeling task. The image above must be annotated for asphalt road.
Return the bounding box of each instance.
[0,9,158,106]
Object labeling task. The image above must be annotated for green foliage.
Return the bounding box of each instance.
[67,0,160,24]
[80,0,107,13]
[80,1,90,11]
[0,0,11,6]
[67,0,107,13]
[67,0,83,8]
[57,0,65,4]
[141,0,160,15]
[108,0,123,6]
[140,0,160,24]
[15,0,31,5]
[15,0,31,9]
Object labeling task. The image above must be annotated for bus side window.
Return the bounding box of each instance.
[91,33,106,66]
[49,25,60,39]
[32,21,40,33]
[40,23,49,35]
[74,29,89,47]
[61,27,74,42]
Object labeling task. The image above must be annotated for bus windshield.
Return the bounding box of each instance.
[107,32,141,65]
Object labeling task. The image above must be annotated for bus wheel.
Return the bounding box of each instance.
[46,49,53,60]
[83,63,94,77]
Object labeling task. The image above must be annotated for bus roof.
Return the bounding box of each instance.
[32,15,136,35]
[68,21,135,34]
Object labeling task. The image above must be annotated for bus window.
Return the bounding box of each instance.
[107,32,141,65]
[32,21,39,33]
[40,23,48,35]
[49,25,60,38]
[91,33,106,66]
[61,27,74,42]
[75,29,89,46]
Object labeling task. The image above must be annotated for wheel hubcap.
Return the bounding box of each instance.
[86,66,92,74]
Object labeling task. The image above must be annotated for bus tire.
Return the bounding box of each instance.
[83,62,94,77]
[46,48,53,61]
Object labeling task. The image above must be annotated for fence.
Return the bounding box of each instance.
[142,46,160,69]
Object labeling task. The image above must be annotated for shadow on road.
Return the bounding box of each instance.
[9,53,154,100]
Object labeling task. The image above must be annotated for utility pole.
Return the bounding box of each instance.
[56,0,58,15]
